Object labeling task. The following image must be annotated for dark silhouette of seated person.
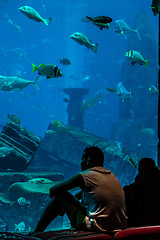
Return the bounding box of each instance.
[124,157,160,227]
[30,146,127,235]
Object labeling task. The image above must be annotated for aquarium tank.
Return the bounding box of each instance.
[0,0,159,233]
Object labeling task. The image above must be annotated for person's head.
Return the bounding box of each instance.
[138,157,157,174]
[81,146,104,171]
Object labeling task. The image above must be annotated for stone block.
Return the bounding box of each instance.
[32,122,137,184]
[0,121,41,171]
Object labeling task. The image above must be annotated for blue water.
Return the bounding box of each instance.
[0,0,158,138]
[0,0,159,232]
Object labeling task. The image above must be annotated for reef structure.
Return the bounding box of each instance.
[32,121,138,184]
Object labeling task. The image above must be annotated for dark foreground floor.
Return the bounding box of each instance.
[1,226,160,240]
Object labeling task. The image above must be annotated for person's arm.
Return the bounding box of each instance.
[50,174,87,214]
[49,173,84,198]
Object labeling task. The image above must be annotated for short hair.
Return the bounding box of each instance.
[138,157,157,173]
[83,146,104,166]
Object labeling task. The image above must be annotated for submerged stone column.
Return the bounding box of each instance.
[120,10,158,126]
[63,88,89,130]
[111,10,158,160]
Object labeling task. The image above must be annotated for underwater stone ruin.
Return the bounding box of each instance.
[0,121,41,171]
[0,120,139,231]
[31,121,138,185]
[0,122,65,232]
[111,10,158,161]
[63,87,89,130]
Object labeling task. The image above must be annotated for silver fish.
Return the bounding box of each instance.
[0,193,14,204]
[148,85,159,95]
[70,32,98,53]
[125,50,149,67]
[19,6,52,26]
[15,222,25,232]
[117,81,131,102]
[0,75,38,91]
[7,48,26,59]
[17,197,30,207]
[114,20,141,40]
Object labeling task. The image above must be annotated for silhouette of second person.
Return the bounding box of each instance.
[124,157,160,227]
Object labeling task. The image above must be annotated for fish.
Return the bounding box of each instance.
[0,193,14,204]
[32,63,62,79]
[125,50,149,67]
[28,178,53,184]
[7,114,20,124]
[86,16,112,23]
[63,97,70,103]
[148,85,159,95]
[60,58,71,66]
[140,127,156,137]
[5,14,22,35]
[151,0,160,15]
[0,146,14,158]
[15,222,25,232]
[45,130,55,135]
[18,6,52,26]
[7,48,26,59]
[114,19,141,40]
[0,75,39,92]
[85,16,112,30]
[83,92,103,109]
[17,197,30,207]
[70,32,98,53]
[51,120,66,128]
[8,178,59,194]
[106,87,117,93]
[117,82,131,102]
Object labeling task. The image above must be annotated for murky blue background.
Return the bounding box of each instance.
[0,0,158,139]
